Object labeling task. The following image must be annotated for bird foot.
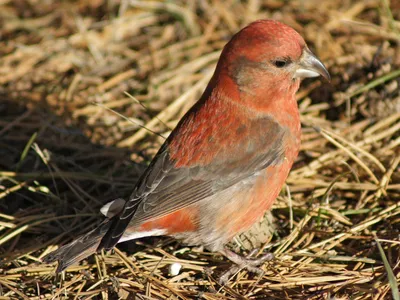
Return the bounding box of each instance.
[219,248,274,284]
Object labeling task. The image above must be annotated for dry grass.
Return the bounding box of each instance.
[0,0,399,299]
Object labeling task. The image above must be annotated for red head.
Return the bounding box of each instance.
[207,20,329,112]
[222,20,306,70]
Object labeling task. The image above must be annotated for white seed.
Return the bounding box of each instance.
[169,262,182,276]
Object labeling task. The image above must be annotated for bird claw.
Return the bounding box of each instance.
[219,249,274,285]
[246,252,275,266]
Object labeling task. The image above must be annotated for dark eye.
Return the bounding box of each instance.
[273,59,290,68]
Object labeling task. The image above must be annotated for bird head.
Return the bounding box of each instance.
[213,19,330,103]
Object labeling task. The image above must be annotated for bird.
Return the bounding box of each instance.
[42,19,330,279]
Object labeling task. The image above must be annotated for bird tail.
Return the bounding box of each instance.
[42,198,126,273]
[42,220,111,273]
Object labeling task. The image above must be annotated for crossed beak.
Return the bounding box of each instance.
[295,47,330,81]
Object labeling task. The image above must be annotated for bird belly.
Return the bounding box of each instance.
[173,161,293,251]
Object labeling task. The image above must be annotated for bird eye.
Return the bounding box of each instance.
[273,59,289,68]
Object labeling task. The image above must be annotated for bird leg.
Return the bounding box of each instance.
[219,248,274,284]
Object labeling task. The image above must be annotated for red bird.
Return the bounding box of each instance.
[43,20,329,277]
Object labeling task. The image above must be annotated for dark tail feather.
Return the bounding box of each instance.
[42,220,111,273]
[97,215,132,251]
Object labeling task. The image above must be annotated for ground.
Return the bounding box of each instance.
[0,0,399,299]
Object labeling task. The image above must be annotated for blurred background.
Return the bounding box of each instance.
[0,0,399,299]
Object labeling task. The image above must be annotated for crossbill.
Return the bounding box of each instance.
[43,19,330,278]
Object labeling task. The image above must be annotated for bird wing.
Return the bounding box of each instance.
[98,113,289,250]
